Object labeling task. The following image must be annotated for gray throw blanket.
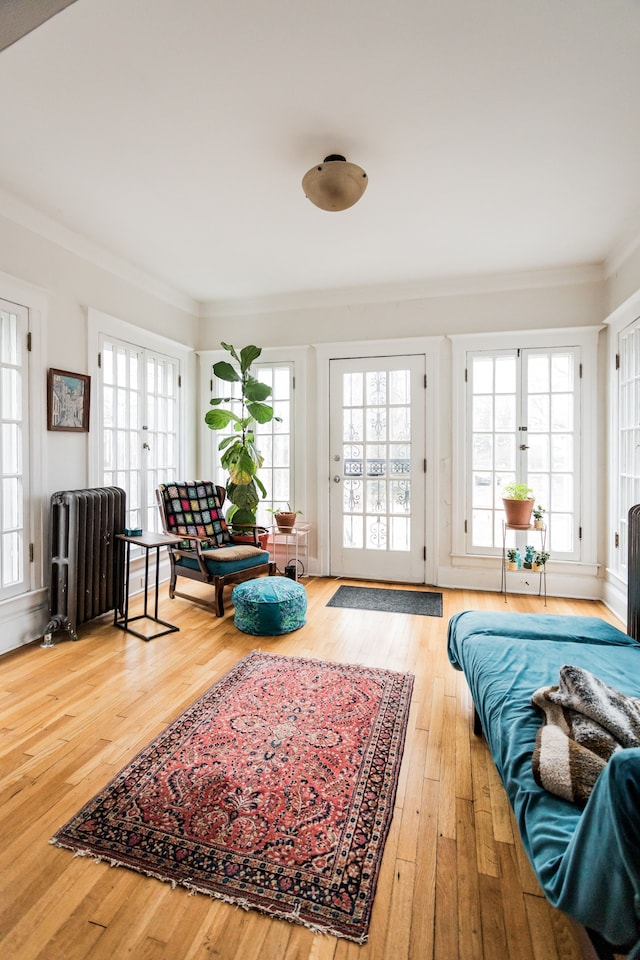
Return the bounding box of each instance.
[531,665,640,807]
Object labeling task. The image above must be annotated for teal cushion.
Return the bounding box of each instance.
[232,577,307,636]
[176,551,270,577]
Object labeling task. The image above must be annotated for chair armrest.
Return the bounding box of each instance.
[168,532,212,573]
[228,523,269,546]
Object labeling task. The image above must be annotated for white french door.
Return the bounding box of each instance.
[100,337,180,532]
[329,355,426,582]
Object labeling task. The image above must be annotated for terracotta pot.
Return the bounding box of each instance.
[275,512,297,532]
[502,497,534,529]
[233,532,270,549]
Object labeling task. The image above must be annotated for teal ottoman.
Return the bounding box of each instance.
[232,577,307,636]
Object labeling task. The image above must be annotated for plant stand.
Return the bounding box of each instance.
[269,522,311,578]
[500,521,547,605]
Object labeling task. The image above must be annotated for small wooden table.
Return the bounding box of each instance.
[115,531,183,641]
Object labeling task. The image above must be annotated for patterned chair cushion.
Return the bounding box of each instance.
[232,577,307,636]
[159,481,231,546]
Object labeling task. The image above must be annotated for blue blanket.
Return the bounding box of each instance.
[447,611,640,956]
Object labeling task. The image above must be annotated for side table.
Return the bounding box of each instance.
[115,531,182,640]
[270,522,311,578]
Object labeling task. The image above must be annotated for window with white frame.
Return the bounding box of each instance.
[467,345,582,559]
[206,360,295,526]
[614,316,640,578]
[100,335,181,532]
[0,299,30,600]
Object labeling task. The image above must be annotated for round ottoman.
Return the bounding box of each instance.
[232,577,307,636]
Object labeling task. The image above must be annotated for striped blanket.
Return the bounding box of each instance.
[532,665,640,807]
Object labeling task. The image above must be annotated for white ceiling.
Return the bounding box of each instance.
[1,0,640,311]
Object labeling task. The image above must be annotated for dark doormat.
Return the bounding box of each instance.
[327,585,443,617]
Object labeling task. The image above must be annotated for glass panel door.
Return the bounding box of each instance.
[329,355,426,582]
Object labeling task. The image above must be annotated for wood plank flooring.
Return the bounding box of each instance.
[0,578,627,959]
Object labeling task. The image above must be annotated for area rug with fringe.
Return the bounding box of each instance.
[50,650,414,942]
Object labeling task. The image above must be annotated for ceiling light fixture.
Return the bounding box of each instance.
[302,154,368,212]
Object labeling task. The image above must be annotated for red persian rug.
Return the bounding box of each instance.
[50,651,413,942]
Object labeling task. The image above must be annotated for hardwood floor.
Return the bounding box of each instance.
[0,578,626,959]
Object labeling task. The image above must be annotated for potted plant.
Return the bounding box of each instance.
[268,504,302,533]
[204,342,278,543]
[506,547,518,571]
[532,550,550,572]
[533,505,546,529]
[502,482,535,529]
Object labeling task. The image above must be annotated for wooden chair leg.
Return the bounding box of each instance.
[215,581,225,617]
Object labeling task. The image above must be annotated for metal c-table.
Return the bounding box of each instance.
[115,531,183,640]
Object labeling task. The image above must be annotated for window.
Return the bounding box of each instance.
[208,360,295,526]
[89,309,189,531]
[254,363,293,523]
[466,345,582,559]
[615,317,640,576]
[0,299,29,600]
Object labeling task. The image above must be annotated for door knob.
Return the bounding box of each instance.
[520,444,529,450]
[333,475,341,483]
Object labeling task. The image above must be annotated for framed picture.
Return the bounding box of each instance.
[47,369,91,432]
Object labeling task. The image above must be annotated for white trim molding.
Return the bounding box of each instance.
[0,188,197,313]
[201,264,604,319]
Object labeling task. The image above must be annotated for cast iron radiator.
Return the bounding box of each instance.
[44,486,126,643]
[629,502,640,643]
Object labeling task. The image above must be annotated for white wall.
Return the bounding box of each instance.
[0,213,199,492]
[199,268,609,597]
[3,199,635,653]
[0,212,199,653]
[607,238,640,316]
[199,268,605,347]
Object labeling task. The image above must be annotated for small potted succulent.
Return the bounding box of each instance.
[532,550,550,572]
[502,482,535,529]
[506,547,519,571]
[533,505,546,530]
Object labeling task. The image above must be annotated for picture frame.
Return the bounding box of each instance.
[47,368,91,432]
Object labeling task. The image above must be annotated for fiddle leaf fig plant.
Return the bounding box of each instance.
[205,342,279,527]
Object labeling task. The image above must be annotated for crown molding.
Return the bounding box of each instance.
[200,263,604,318]
[0,182,607,320]
[0,187,198,314]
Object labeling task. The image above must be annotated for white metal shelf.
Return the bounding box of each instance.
[269,522,311,578]
[500,521,547,605]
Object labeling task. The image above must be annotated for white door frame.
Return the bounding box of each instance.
[314,336,442,584]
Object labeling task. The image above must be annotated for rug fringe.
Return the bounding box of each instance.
[48,837,368,943]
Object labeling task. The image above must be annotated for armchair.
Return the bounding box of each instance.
[156,481,275,617]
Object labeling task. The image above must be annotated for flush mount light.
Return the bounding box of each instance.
[302,154,368,211]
